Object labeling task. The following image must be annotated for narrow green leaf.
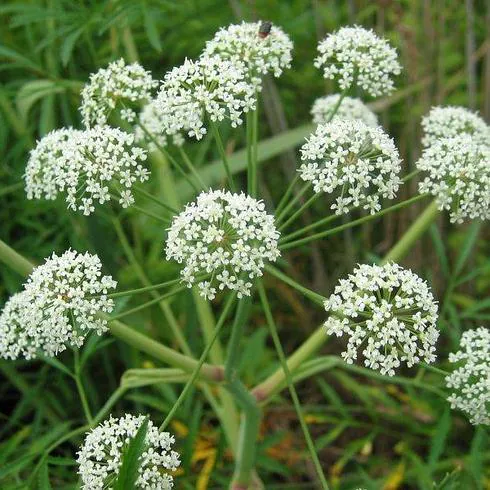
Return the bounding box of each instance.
[113,417,149,490]
[37,460,52,490]
[428,407,451,470]
[453,222,481,278]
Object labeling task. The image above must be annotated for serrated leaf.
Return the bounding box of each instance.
[113,417,149,490]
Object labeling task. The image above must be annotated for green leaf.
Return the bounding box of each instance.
[113,417,149,490]
[453,222,481,278]
[60,26,85,66]
[16,80,64,123]
[143,8,162,52]
[37,460,52,490]
[427,407,451,471]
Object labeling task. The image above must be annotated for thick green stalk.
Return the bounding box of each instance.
[0,239,34,276]
[160,292,237,430]
[209,120,236,191]
[381,200,440,264]
[109,318,223,383]
[252,325,326,402]
[258,283,329,489]
[280,194,428,250]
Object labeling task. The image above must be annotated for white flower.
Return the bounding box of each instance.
[0,250,116,359]
[25,126,149,215]
[417,135,490,223]
[446,327,490,425]
[315,26,401,97]
[203,21,293,88]
[155,56,256,140]
[80,58,158,128]
[323,263,439,376]
[165,190,280,300]
[311,95,378,127]
[134,99,186,151]
[77,414,180,489]
[421,106,490,148]
[299,119,402,215]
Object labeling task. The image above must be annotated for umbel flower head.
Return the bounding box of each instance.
[417,135,490,223]
[165,190,280,300]
[0,250,116,359]
[311,95,378,127]
[80,58,158,127]
[446,327,490,425]
[299,119,402,215]
[324,263,439,376]
[155,56,256,140]
[203,21,293,88]
[134,99,186,152]
[25,126,149,215]
[421,106,490,148]
[77,414,181,489]
[315,25,401,97]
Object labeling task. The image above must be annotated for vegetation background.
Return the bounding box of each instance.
[0,0,489,488]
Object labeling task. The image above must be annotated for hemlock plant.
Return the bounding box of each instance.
[1,20,489,490]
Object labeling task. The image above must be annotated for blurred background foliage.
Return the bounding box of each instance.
[1,0,489,488]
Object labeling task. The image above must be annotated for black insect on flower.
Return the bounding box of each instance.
[258,21,272,39]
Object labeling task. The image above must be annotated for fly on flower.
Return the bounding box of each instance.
[258,21,272,39]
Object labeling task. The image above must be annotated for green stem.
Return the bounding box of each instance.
[326,88,348,122]
[209,120,236,192]
[278,192,320,231]
[133,186,178,214]
[178,147,208,190]
[276,182,311,223]
[265,265,325,305]
[246,97,259,197]
[108,277,182,298]
[74,350,93,424]
[381,200,439,264]
[111,216,191,354]
[93,386,127,425]
[252,325,326,402]
[258,282,329,489]
[137,121,199,192]
[130,204,170,225]
[275,173,300,216]
[109,285,188,320]
[281,212,340,242]
[108,317,223,383]
[281,194,428,251]
[159,292,237,430]
[0,239,34,276]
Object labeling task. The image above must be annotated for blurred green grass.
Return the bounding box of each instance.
[0,0,489,488]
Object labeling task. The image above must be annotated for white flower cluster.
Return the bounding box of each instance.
[446,327,489,425]
[311,95,378,127]
[77,414,180,489]
[155,56,256,140]
[0,250,116,359]
[315,26,401,97]
[203,21,293,88]
[422,106,490,148]
[25,126,149,215]
[165,190,280,300]
[299,119,402,215]
[417,135,490,223]
[134,99,186,151]
[323,263,439,376]
[80,58,158,127]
